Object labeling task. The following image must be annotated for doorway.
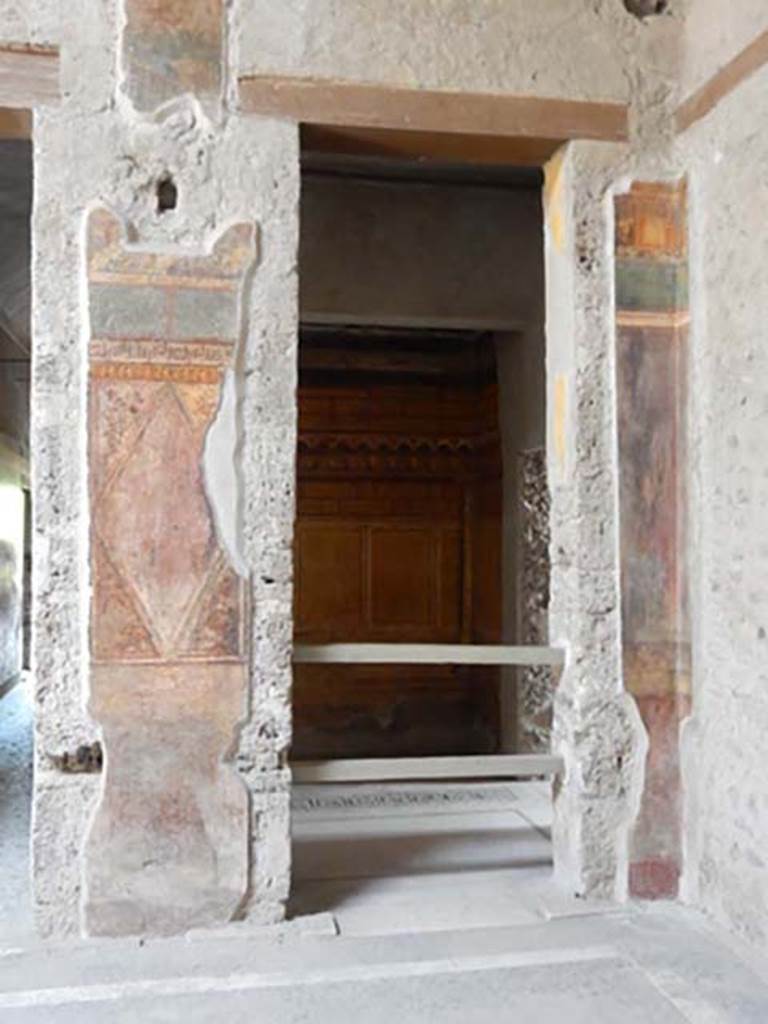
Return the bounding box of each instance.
[289,131,556,930]
[293,325,503,760]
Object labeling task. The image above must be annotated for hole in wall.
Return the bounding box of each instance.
[623,0,668,17]
[156,174,178,214]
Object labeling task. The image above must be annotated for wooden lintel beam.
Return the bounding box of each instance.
[293,643,565,667]
[0,35,764,139]
[292,754,564,783]
[301,312,526,333]
[301,124,560,168]
[239,74,628,144]
[0,43,59,109]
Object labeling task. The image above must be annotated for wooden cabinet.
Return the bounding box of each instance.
[293,335,502,758]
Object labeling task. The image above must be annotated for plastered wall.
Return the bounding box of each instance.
[0,1,58,45]
[301,176,542,328]
[680,61,768,954]
[679,1,768,98]
[236,0,682,107]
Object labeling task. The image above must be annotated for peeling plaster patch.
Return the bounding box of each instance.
[120,0,224,115]
[204,368,247,578]
[110,98,221,247]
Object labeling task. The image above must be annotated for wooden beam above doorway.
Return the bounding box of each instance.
[239,74,629,148]
[302,124,560,168]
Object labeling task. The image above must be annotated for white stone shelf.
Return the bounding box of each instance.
[291,755,563,784]
[292,643,565,666]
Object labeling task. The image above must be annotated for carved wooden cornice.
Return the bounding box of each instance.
[297,430,501,479]
[298,431,498,453]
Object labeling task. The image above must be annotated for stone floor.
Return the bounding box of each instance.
[2,765,768,1019]
[2,900,768,1021]
[290,779,562,934]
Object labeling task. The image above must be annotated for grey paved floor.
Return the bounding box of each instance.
[1,904,767,1022]
[1,754,767,1020]
[291,779,558,934]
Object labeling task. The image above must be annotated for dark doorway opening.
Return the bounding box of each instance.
[293,325,503,759]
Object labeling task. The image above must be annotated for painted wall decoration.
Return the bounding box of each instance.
[84,207,256,935]
[614,181,690,899]
[121,0,224,111]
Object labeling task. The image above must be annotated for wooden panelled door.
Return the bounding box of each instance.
[293,329,502,759]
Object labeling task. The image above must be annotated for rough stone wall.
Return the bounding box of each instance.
[544,143,640,900]
[544,138,684,901]
[516,447,553,753]
[495,326,546,753]
[31,0,297,937]
[680,61,768,955]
